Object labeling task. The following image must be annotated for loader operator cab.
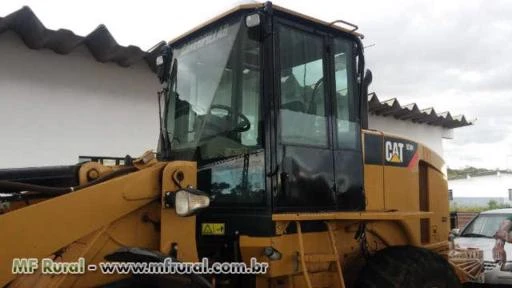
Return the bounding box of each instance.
[157,1,371,258]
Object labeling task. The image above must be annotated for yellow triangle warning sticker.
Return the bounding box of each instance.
[202,224,213,234]
[201,223,225,235]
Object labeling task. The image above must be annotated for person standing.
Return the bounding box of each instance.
[493,216,512,263]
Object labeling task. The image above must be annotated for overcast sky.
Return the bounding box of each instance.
[1,0,510,169]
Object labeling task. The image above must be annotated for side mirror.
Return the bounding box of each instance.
[156,45,171,84]
[360,69,373,129]
[363,69,373,87]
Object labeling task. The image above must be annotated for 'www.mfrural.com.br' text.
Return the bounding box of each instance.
[12,257,268,275]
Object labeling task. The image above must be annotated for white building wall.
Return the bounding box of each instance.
[0,31,160,168]
[449,174,512,199]
[368,114,450,157]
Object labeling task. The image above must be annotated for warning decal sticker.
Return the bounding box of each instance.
[201,223,225,236]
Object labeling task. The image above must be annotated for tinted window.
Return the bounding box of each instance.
[333,38,359,150]
[198,151,265,205]
[167,19,265,206]
[168,21,262,160]
[278,25,327,147]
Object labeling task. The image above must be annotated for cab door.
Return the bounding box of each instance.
[274,21,336,211]
[273,20,365,212]
[330,36,365,211]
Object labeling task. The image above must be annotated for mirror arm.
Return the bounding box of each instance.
[360,69,372,130]
[155,45,173,160]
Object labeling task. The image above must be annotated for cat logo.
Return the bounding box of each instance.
[385,141,404,163]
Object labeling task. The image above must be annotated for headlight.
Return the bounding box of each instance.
[175,189,210,217]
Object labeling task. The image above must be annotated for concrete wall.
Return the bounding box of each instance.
[0,31,160,168]
[368,114,450,157]
[449,174,512,199]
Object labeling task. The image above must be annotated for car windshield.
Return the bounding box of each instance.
[461,214,510,238]
[165,18,262,163]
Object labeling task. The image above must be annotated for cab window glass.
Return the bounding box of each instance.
[278,25,327,147]
[333,38,359,150]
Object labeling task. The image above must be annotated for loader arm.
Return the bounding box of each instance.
[0,162,167,286]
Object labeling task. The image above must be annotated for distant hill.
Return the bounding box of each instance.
[448,167,512,180]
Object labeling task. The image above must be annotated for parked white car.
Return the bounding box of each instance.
[454,208,512,285]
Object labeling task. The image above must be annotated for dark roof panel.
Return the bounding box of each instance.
[0,6,165,71]
[368,92,472,129]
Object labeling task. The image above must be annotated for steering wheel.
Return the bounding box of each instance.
[208,104,251,133]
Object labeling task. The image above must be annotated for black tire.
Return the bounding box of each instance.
[356,245,461,288]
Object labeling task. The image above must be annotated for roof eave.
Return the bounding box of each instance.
[368,92,472,129]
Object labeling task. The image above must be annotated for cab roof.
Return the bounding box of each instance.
[168,2,363,45]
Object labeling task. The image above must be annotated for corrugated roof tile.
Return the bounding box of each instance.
[0,6,165,71]
[369,93,472,129]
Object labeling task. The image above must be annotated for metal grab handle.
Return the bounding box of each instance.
[280,172,289,197]
[329,19,359,32]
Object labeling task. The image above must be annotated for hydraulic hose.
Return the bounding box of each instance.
[0,166,138,196]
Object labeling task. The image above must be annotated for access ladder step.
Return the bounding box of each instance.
[308,271,338,288]
[302,254,338,263]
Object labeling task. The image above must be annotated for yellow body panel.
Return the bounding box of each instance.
[0,162,166,286]
[361,130,451,248]
[241,219,418,287]
[160,161,199,262]
[427,167,450,243]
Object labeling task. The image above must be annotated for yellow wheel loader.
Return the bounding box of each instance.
[0,2,480,287]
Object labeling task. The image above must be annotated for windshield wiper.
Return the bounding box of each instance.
[462,233,491,238]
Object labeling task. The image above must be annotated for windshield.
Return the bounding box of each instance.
[165,17,265,206]
[461,214,510,238]
[166,18,262,162]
